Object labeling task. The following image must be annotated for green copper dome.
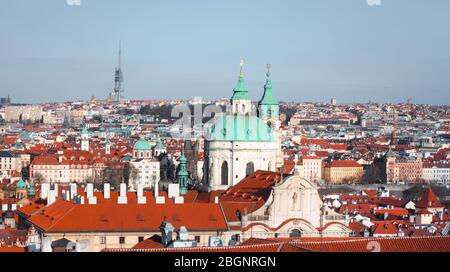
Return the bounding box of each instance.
[81,127,89,134]
[16,177,27,190]
[133,139,152,150]
[207,115,275,142]
[154,139,166,150]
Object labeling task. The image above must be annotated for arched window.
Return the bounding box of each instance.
[242,104,245,113]
[268,161,271,171]
[221,161,229,185]
[290,229,302,238]
[246,162,255,177]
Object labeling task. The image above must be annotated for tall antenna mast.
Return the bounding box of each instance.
[113,40,124,103]
[118,40,122,70]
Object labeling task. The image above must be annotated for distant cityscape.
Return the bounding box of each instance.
[1,51,449,253]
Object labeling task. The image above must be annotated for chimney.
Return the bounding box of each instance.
[40,183,50,199]
[117,183,128,204]
[53,184,59,198]
[137,184,146,204]
[174,196,184,204]
[86,183,94,199]
[155,182,165,204]
[88,196,97,205]
[104,183,110,199]
[64,190,70,201]
[70,183,77,200]
[214,196,219,204]
[168,184,180,199]
[47,190,56,206]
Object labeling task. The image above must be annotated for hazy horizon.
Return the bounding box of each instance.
[1,0,449,105]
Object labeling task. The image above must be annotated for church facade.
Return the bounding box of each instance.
[203,62,282,191]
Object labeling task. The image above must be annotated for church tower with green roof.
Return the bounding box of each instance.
[177,153,189,195]
[258,64,283,169]
[231,60,252,115]
[203,61,281,191]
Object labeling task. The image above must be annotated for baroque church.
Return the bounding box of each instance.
[203,61,283,191]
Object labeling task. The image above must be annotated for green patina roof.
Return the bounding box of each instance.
[154,139,166,150]
[177,154,189,176]
[231,73,251,101]
[16,177,26,189]
[207,115,275,142]
[258,78,278,105]
[81,127,89,134]
[133,139,152,150]
[28,185,35,196]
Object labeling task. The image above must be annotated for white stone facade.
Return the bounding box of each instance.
[130,159,160,189]
[205,140,278,191]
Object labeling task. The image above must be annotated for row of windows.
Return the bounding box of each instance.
[138,166,158,169]
[99,235,201,245]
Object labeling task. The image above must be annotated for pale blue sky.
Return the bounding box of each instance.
[0,0,449,104]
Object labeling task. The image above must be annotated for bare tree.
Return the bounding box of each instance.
[33,173,45,184]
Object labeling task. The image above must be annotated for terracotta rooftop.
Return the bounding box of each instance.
[416,188,444,209]
[18,192,228,233]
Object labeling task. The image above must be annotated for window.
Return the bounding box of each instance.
[221,161,229,185]
[138,236,144,243]
[119,237,125,244]
[246,162,255,177]
[99,236,106,245]
[195,236,201,243]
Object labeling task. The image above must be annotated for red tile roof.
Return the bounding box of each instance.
[219,170,281,222]
[416,188,444,209]
[103,237,450,252]
[329,160,361,168]
[19,192,228,233]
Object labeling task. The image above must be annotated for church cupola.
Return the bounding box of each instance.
[16,177,27,199]
[105,137,111,155]
[258,64,279,122]
[231,60,252,115]
[177,153,189,195]
[80,126,90,151]
[28,180,36,199]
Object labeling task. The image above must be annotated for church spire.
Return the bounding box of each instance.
[177,153,189,195]
[231,59,250,101]
[259,64,278,105]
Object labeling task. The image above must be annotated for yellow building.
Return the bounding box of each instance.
[323,160,364,184]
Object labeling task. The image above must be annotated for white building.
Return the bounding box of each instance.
[129,138,160,189]
[203,62,281,191]
[80,127,90,151]
[130,159,160,189]
[295,155,323,184]
[423,162,450,185]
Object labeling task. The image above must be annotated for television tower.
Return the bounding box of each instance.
[112,41,124,103]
